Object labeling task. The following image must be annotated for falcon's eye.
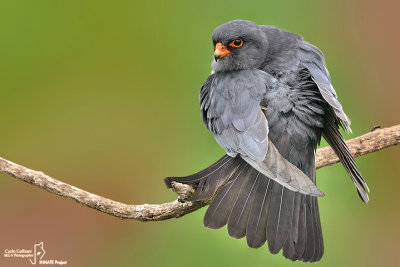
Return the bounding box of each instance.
[229,38,243,48]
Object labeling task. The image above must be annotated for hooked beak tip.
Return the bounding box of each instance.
[214,42,232,61]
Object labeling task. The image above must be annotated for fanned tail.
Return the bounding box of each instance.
[164,155,323,262]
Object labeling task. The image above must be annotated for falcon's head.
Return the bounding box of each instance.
[211,20,268,72]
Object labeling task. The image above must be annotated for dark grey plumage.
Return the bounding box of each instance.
[165,19,369,262]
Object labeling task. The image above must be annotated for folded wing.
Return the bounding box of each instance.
[202,71,324,197]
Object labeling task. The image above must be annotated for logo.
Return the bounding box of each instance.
[30,242,46,265]
[3,242,67,265]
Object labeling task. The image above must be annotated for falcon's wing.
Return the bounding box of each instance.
[299,41,351,132]
[200,71,324,197]
[298,41,369,202]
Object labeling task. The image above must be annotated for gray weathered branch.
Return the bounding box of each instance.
[1,124,399,221]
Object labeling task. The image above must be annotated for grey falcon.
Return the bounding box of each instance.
[165,20,369,262]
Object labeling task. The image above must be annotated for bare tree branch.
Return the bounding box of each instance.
[1,124,399,221]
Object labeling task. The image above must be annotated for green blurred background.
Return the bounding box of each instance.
[0,0,399,266]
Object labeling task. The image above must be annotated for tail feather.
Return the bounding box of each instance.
[204,162,249,229]
[164,155,242,201]
[302,195,316,261]
[274,189,296,254]
[164,155,231,188]
[267,184,288,254]
[293,194,307,260]
[313,198,324,261]
[296,166,324,262]
[227,168,260,238]
[246,175,272,248]
[282,192,301,259]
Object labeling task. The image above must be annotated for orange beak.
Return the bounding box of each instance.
[214,42,232,61]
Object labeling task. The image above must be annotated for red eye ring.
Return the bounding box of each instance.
[229,38,243,48]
